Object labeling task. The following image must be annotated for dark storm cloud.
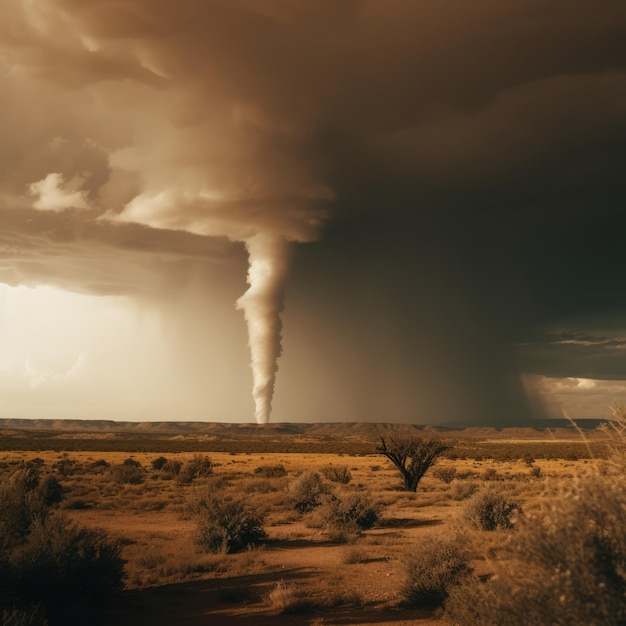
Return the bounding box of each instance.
[1,0,626,422]
[3,0,626,259]
[519,331,626,380]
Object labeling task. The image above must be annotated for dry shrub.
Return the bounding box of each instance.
[189,488,266,554]
[402,536,472,608]
[456,470,478,480]
[463,486,521,531]
[600,404,626,470]
[320,465,352,484]
[110,459,145,485]
[87,460,109,474]
[446,477,626,625]
[324,585,364,608]
[230,544,266,576]
[449,479,478,501]
[311,491,379,542]
[432,466,457,484]
[341,544,368,564]
[177,455,213,484]
[0,469,125,625]
[161,460,182,479]
[267,580,312,614]
[0,468,63,548]
[51,459,76,478]
[125,545,228,588]
[150,456,168,471]
[481,467,499,481]
[287,471,326,513]
[253,464,287,478]
[8,518,125,618]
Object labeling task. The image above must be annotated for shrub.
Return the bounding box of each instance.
[0,469,62,548]
[456,470,478,480]
[151,457,169,471]
[110,462,145,485]
[38,477,63,508]
[432,466,457,484]
[10,467,40,492]
[449,480,478,501]
[7,517,126,623]
[0,470,125,626]
[463,487,521,531]
[52,459,75,478]
[402,536,472,608]
[342,544,368,564]
[189,489,266,554]
[162,460,182,477]
[599,404,626,470]
[446,477,626,625]
[150,457,182,480]
[320,465,352,484]
[481,467,499,481]
[312,492,379,542]
[253,464,287,478]
[287,471,325,513]
[177,455,213,484]
[267,580,312,614]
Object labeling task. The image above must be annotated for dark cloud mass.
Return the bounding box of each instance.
[1,0,626,423]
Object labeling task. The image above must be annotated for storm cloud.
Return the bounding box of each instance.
[1,0,626,423]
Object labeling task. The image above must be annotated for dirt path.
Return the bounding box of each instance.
[107,575,444,626]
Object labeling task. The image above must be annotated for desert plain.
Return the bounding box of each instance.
[0,419,614,625]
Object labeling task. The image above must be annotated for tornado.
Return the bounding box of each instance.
[236,233,292,424]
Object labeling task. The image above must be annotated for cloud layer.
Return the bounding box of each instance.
[1,1,626,422]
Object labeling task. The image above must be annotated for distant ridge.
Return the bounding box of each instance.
[0,417,607,442]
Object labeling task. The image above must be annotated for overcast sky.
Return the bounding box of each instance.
[1,0,626,424]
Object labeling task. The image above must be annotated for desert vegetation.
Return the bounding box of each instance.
[0,466,125,625]
[188,484,267,554]
[377,434,450,491]
[462,485,521,531]
[0,419,623,625]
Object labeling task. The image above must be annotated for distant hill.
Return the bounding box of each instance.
[0,417,607,442]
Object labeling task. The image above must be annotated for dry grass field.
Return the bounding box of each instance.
[1,420,620,626]
[0,414,626,626]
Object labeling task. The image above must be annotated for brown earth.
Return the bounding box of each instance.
[0,421,609,625]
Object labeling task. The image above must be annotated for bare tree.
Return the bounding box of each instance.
[377,434,450,492]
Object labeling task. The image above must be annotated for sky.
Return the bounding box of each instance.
[1,0,626,425]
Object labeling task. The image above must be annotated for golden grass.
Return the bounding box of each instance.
[0,444,607,625]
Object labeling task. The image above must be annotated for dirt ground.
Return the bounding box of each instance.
[0,448,596,625]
